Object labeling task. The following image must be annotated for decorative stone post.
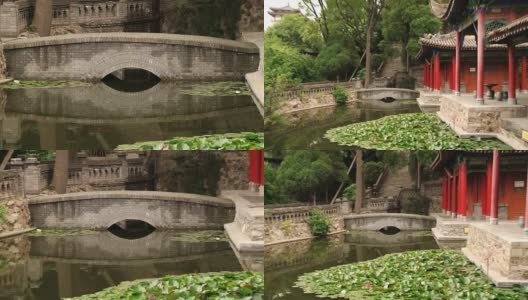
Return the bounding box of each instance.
[476,5,486,104]
[490,150,500,225]
[23,157,42,195]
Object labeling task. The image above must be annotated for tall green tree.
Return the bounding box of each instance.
[382,0,442,71]
[276,151,347,204]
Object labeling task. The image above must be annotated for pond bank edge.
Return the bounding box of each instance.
[0,227,35,240]
[265,229,347,246]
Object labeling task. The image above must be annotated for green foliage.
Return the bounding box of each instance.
[116,132,264,151]
[382,0,442,59]
[0,204,7,224]
[265,15,323,52]
[295,250,528,299]
[169,152,225,196]
[17,150,55,162]
[316,41,360,79]
[378,151,405,170]
[264,163,286,204]
[276,151,348,202]
[364,161,385,187]
[66,272,264,300]
[325,113,512,150]
[343,183,356,202]
[402,193,431,215]
[332,85,349,105]
[307,208,331,237]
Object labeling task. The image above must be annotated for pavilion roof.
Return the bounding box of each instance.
[431,150,528,171]
[488,14,528,43]
[417,32,528,59]
[269,5,300,13]
[429,0,468,21]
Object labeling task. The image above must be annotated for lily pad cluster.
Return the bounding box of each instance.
[295,250,528,300]
[66,272,264,300]
[325,113,512,150]
[1,80,92,89]
[116,132,264,150]
[170,230,227,243]
[180,81,250,97]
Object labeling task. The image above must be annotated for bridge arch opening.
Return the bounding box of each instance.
[102,68,161,93]
[380,97,396,103]
[379,226,401,235]
[107,219,156,239]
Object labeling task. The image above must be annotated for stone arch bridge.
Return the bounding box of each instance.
[28,191,235,230]
[3,33,260,81]
[344,213,436,231]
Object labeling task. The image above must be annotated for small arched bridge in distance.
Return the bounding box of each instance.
[28,191,235,230]
[344,213,436,231]
[3,33,260,81]
[354,88,420,103]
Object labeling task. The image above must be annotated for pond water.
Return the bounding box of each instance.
[0,230,242,299]
[0,80,263,150]
[265,101,420,155]
[265,231,438,300]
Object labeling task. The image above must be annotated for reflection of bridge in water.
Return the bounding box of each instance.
[0,82,263,149]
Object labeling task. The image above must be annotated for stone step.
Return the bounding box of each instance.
[501,118,528,145]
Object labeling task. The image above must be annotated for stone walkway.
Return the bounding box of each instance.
[241,32,264,117]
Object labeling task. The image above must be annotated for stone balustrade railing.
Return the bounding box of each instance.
[9,152,151,194]
[0,170,23,201]
[367,198,396,212]
[272,81,362,100]
[265,204,341,224]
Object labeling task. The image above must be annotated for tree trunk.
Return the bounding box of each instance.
[354,150,364,213]
[33,0,53,37]
[365,21,373,88]
[53,150,70,194]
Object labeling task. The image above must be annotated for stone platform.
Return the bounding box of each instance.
[437,94,528,149]
[431,213,471,249]
[462,222,528,287]
[222,190,263,252]
[417,90,441,113]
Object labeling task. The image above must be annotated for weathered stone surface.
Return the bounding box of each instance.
[3,33,260,80]
[0,42,6,79]
[28,191,236,230]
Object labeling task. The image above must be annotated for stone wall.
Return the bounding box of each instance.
[0,42,6,79]
[420,179,442,213]
[155,151,250,196]
[344,213,436,231]
[3,33,259,81]
[0,170,30,234]
[264,204,343,244]
[28,191,236,230]
[239,0,263,33]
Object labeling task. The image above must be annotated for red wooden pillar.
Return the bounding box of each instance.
[442,175,447,213]
[524,164,528,232]
[423,64,427,89]
[485,159,492,217]
[451,56,455,92]
[508,43,517,104]
[434,53,441,92]
[476,6,486,104]
[451,171,457,218]
[455,31,461,95]
[459,160,468,219]
[490,150,500,224]
[522,56,527,93]
[446,173,451,214]
[249,150,264,191]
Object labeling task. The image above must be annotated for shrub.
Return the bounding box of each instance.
[343,184,356,202]
[0,204,7,224]
[402,193,431,215]
[307,208,331,237]
[332,86,349,105]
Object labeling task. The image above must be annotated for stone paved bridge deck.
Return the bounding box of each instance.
[28,191,235,230]
[3,33,260,81]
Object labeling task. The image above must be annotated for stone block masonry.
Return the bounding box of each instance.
[3,33,260,80]
[28,191,236,230]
